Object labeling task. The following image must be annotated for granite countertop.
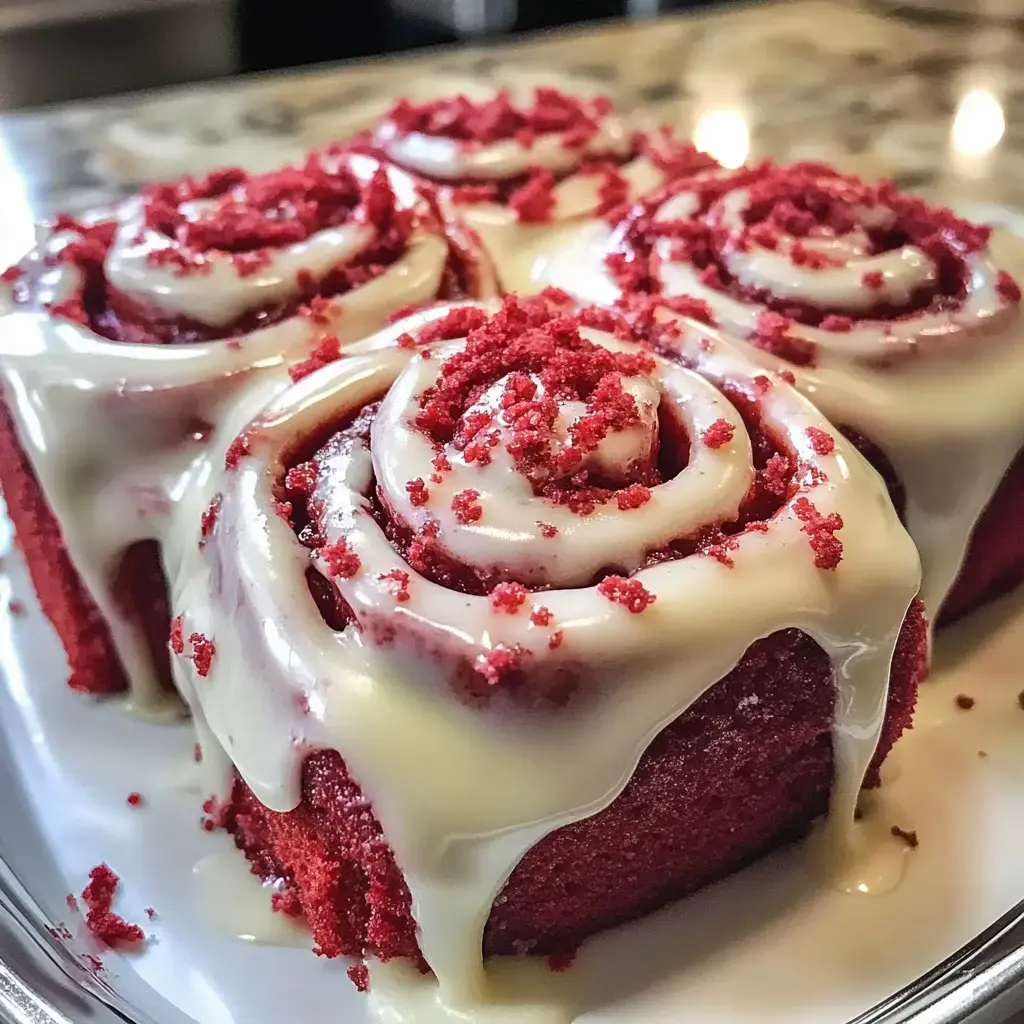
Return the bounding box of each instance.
[0,0,1022,266]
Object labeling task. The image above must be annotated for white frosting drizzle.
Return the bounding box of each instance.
[376,114,633,183]
[535,179,1024,619]
[165,309,918,1021]
[0,182,478,705]
[374,93,676,295]
[101,153,447,331]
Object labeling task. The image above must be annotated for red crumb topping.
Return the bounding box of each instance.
[417,306,491,345]
[997,270,1022,303]
[193,743,203,763]
[616,482,652,510]
[538,522,559,538]
[548,630,564,650]
[289,335,342,383]
[169,614,185,655]
[383,88,613,147]
[406,478,430,507]
[508,170,557,224]
[126,792,143,807]
[347,962,371,992]
[188,632,217,677]
[386,304,419,324]
[1,263,23,283]
[452,489,483,524]
[702,418,735,449]
[891,825,919,848]
[145,907,156,919]
[475,644,525,686]
[779,369,797,385]
[224,433,252,469]
[490,582,528,614]
[597,575,656,613]
[753,311,818,366]
[606,160,1008,361]
[955,693,975,710]
[81,865,145,948]
[806,427,835,455]
[200,494,222,544]
[8,598,25,616]
[379,569,411,602]
[791,496,844,569]
[531,605,554,627]
[66,894,78,911]
[285,460,319,498]
[321,538,362,579]
[42,154,430,346]
[416,296,656,518]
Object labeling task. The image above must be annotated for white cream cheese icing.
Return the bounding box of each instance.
[165,306,919,1022]
[374,91,690,295]
[0,167,479,704]
[535,177,1024,620]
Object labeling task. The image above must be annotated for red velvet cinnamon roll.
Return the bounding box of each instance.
[539,161,1024,623]
[0,151,494,700]
[171,295,925,1012]
[368,88,718,293]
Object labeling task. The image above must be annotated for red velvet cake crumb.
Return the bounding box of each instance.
[200,494,222,545]
[548,630,564,650]
[791,496,844,569]
[321,538,362,579]
[452,489,483,524]
[289,335,343,383]
[475,644,526,686]
[224,433,252,469]
[616,482,652,510]
[188,632,217,677]
[597,575,656,613]
[702,418,735,450]
[890,825,919,849]
[405,478,430,507]
[379,569,411,602]
[126,792,143,807]
[805,427,835,455]
[8,598,24,616]
[862,271,885,290]
[383,89,612,148]
[169,614,185,655]
[538,523,559,538]
[81,865,145,949]
[347,962,371,992]
[490,582,528,614]
[530,605,554,627]
[508,170,557,224]
[997,270,1022,303]
[145,907,156,919]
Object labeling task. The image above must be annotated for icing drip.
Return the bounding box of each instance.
[169,300,919,1020]
[0,174,478,704]
[536,162,1024,619]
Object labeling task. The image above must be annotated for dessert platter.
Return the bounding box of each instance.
[2,79,1024,1024]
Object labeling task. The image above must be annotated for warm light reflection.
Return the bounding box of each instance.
[0,129,35,271]
[952,88,1005,158]
[693,108,750,170]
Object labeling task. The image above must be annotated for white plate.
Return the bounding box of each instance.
[3,495,1024,1024]
[3,203,1024,1024]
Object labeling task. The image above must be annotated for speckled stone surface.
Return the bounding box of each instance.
[0,0,1022,265]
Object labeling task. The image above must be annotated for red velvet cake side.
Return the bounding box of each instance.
[224,604,926,963]
[0,401,172,695]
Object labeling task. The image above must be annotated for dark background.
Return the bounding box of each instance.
[0,0,720,111]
